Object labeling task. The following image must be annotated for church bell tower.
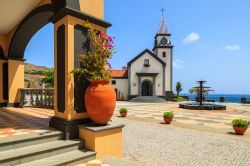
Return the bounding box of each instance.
[153,14,173,96]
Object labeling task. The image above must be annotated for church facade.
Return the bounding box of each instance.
[111,16,173,101]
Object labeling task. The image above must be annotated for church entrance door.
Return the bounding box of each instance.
[141,80,153,96]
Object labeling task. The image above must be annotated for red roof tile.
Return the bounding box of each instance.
[111,70,128,78]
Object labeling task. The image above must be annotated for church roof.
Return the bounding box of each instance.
[127,49,166,67]
[157,16,169,34]
[111,70,128,78]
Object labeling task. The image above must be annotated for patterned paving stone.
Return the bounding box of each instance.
[116,101,250,131]
[175,116,192,120]
[195,119,221,123]
[0,107,54,138]
[116,117,250,166]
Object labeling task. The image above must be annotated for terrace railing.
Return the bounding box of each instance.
[181,95,250,104]
[19,88,54,109]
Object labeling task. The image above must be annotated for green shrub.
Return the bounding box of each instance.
[163,111,174,118]
[232,119,250,128]
[172,96,185,102]
[119,108,128,113]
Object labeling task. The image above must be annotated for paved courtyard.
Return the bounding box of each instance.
[0,102,250,165]
[113,117,250,166]
[115,101,250,138]
[113,101,250,165]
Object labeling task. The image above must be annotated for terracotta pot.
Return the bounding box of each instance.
[233,126,248,135]
[164,118,173,124]
[120,112,127,117]
[85,80,116,125]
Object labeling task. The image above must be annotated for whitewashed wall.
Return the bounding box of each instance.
[110,78,128,100]
[130,52,164,96]
[157,48,172,91]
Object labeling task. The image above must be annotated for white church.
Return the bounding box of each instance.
[111,15,173,102]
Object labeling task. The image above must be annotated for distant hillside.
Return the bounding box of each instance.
[25,63,49,75]
[24,63,51,88]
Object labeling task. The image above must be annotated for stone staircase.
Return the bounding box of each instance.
[0,131,96,166]
[130,96,166,103]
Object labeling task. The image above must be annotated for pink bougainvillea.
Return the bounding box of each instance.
[72,23,115,81]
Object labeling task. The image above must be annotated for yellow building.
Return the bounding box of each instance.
[0,0,124,161]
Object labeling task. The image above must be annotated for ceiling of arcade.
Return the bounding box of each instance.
[0,0,51,35]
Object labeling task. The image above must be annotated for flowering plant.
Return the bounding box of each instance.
[72,23,115,81]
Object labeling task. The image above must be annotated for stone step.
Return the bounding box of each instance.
[17,150,96,166]
[130,96,166,103]
[0,140,83,165]
[0,131,63,151]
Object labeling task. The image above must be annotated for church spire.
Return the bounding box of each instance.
[157,16,169,34]
[157,8,169,34]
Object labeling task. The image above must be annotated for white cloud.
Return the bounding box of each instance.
[183,32,200,44]
[173,59,184,69]
[224,44,240,51]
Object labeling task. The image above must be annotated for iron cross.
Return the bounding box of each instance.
[161,7,166,16]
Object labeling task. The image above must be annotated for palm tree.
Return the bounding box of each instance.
[176,82,183,97]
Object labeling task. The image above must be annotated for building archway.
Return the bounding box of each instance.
[8,5,54,59]
[142,80,153,96]
[0,0,111,139]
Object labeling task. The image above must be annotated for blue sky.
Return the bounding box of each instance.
[25,0,250,94]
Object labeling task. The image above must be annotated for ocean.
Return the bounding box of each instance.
[181,94,250,103]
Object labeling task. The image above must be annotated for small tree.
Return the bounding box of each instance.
[176,81,183,97]
[189,88,197,94]
[42,68,54,88]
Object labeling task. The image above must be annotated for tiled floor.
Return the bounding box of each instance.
[1,102,250,138]
[0,107,53,138]
[115,101,250,133]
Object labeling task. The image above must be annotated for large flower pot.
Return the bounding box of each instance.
[233,126,248,135]
[164,118,173,124]
[85,80,116,125]
[120,112,127,117]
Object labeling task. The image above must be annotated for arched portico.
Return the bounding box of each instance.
[8,5,54,59]
[0,0,111,139]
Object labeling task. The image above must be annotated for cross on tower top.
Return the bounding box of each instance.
[161,7,166,16]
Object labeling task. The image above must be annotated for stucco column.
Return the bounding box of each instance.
[49,14,109,139]
[7,60,24,106]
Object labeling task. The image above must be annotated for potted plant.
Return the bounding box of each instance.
[232,119,250,135]
[119,108,128,117]
[163,111,174,124]
[72,23,115,125]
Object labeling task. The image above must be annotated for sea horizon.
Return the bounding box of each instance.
[181,93,250,103]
